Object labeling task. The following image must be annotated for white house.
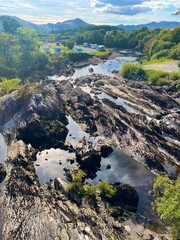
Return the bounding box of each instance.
[74,47,83,53]
[42,44,50,53]
[90,44,98,49]
[54,43,61,54]
[96,45,105,51]
[83,42,88,47]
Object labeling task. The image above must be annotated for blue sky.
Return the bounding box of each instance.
[0,0,180,25]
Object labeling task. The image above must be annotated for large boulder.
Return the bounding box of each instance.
[76,147,101,173]
[110,182,139,212]
[0,163,6,183]
[101,145,113,158]
[17,119,68,149]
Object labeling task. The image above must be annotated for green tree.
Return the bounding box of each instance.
[0,33,20,77]
[16,27,48,73]
[152,176,180,240]
[2,16,21,34]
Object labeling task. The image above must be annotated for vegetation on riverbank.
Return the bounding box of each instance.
[120,62,180,90]
[67,169,117,200]
[152,176,180,240]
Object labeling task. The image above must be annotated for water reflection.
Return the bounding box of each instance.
[0,134,7,165]
[72,56,137,80]
[88,148,155,218]
[35,148,76,184]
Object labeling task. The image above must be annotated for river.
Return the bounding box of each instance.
[0,55,178,221]
[36,55,180,219]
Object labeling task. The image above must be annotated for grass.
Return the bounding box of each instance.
[88,49,110,57]
[142,58,173,65]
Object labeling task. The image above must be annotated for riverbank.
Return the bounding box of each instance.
[144,61,179,72]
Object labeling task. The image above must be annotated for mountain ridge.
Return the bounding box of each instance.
[117,21,180,30]
[0,15,180,32]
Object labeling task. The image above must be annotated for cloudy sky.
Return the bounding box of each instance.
[0,0,180,25]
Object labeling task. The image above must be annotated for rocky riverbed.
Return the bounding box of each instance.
[0,72,179,239]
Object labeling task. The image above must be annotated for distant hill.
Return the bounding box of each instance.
[0,16,180,33]
[0,16,91,32]
[117,21,180,30]
[44,18,91,31]
[0,15,44,32]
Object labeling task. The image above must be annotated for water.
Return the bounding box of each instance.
[72,56,137,79]
[0,133,7,239]
[66,115,102,148]
[97,92,138,114]
[48,56,137,81]
[35,148,76,184]
[88,148,155,218]
[0,134,7,165]
[0,133,7,195]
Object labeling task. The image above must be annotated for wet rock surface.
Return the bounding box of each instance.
[0,73,179,239]
[0,164,6,183]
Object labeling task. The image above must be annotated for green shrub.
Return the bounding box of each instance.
[145,69,170,86]
[170,72,180,81]
[67,169,87,196]
[83,184,96,198]
[151,50,169,60]
[97,182,117,199]
[67,181,85,195]
[0,77,21,96]
[152,176,180,240]
[168,45,180,60]
[120,62,147,81]
[66,52,90,62]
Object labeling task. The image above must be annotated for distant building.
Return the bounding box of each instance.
[90,44,98,49]
[74,47,83,53]
[83,42,88,47]
[54,42,61,54]
[96,45,105,51]
[42,44,50,53]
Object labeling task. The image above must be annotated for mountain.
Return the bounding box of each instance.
[117,21,180,30]
[0,15,90,32]
[44,18,91,31]
[0,15,45,32]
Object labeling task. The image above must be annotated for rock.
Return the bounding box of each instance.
[88,68,94,73]
[17,119,68,149]
[101,145,113,158]
[0,163,6,183]
[124,225,131,233]
[110,183,139,212]
[54,178,68,192]
[76,148,101,173]
[106,164,111,170]
[60,229,69,240]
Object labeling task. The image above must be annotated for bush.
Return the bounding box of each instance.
[66,52,90,62]
[151,49,169,60]
[67,181,85,195]
[145,69,170,86]
[97,182,117,199]
[83,184,96,198]
[170,71,180,81]
[0,77,21,96]
[67,169,86,196]
[152,176,180,240]
[120,62,146,81]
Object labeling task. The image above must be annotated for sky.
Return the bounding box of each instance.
[0,0,180,25]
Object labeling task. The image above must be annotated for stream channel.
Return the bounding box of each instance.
[0,56,179,221]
